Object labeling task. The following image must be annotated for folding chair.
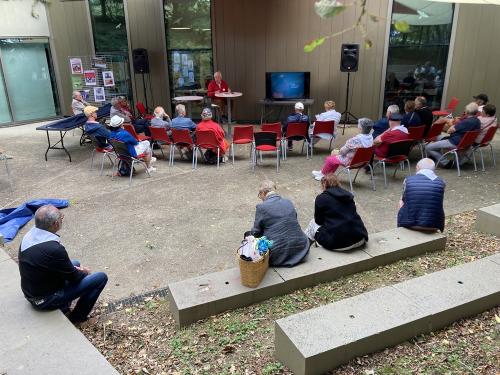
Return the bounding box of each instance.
[436,130,480,176]
[310,120,335,157]
[407,125,426,158]
[374,140,414,188]
[88,135,115,176]
[171,128,196,168]
[149,127,173,163]
[124,123,151,142]
[230,125,254,164]
[432,97,459,117]
[252,131,280,173]
[194,130,222,169]
[109,140,151,186]
[283,122,310,160]
[472,125,498,171]
[336,147,376,193]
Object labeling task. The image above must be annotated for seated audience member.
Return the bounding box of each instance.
[397,158,445,232]
[473,93,489,113]
[372,104,400,139]
[197,108,230,157]
[71,90,89,115]
[312,118,374,181]
[304,174,368,251]
[83,105,111,149]
[250,180,309,267]
[476,104,497,144]
[425,102,480,168]
[110,96,150,135]
[171,104,197,131]
[373,113,409,159]
[401,100,422,128]
[150,106,172,132]
[283,102,309,151]
[414,96,433,135]
[207,71,231,117]
[18,205,107,325]
[108,115,156,172]
[310,100,341,144]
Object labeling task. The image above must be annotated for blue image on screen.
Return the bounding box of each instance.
[271,72,305,99]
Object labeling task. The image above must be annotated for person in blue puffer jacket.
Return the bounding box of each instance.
[397,158,446,232]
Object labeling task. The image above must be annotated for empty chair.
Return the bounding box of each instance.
[136,102,153,120]
[421,122,445,157]
[310,120,335,157]
[374,140,414,188]
[472,126,497,171]
[432,97,459,117]
[436,130,480,176]
[171,128,196,168]
[230,125,254,164]
[88,135,115,176]
[109,140,151,186]
[252,131,280,173]
[261,122,283,158]
[283,122,310,160]
[407,125,426,158]
[194,130,222,169]
[124,123,151,142]
[336,147,376,193]
[149,126,173,163]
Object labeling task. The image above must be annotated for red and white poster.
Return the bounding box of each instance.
[84,70,97,86]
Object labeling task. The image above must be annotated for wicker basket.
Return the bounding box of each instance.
[237,250,269,288]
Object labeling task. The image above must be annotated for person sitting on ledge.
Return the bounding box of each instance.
[312,117,374,181]
[83,105,111,149]
[397,158,446,232]
[283,102,309,151]
[249,180,309,267]
[18,205,108,325]
[304,174,368,251]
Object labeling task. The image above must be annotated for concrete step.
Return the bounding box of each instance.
[169,228,446,327]
[0,250,118,375]
[275,253,500,375]
[476,203,500,236]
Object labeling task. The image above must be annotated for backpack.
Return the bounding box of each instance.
[204,149,219,164]
[117,160,135,176]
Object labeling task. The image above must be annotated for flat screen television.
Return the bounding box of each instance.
[265,72,310,100]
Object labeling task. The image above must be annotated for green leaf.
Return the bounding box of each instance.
[394,20,410,33]
[364,39,373,49]
[314,0,347,19]
[304,37,326,53]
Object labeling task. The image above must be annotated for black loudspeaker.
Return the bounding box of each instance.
[340,43,359,72]
[132,48,150,73]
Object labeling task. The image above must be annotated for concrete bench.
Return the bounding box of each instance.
[476,203,500,236]
[275,253,500,375]
[0,250,118,375]
[168,228,446,327]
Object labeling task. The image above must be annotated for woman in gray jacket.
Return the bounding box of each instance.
[249,180,309,267]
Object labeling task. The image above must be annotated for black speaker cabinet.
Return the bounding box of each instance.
[340,43,359,72]
[132,48,150,74]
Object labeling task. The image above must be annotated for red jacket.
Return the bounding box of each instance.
[197,119,228,153]
[207,79,229,98]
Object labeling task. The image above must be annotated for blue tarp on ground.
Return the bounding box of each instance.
[0,199,69,243]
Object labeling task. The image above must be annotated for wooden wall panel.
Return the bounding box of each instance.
[445,4,500,111]
[212,0,389,122]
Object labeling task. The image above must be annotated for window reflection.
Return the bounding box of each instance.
[89,0,128,53]
[383,0,454,112]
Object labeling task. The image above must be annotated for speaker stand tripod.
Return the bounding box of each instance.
[138,71,149,111]
[340,71,358,135]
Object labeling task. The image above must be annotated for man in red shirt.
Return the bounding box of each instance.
[207,71,231,118]
[373,113,409,158]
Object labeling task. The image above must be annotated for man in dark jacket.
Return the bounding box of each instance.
[282,102,309,151]
[415,96,433,135]
[397,158,445,232]
[84,105,111,149]
[250,180,309,267]
[305,174,368,251]
[18,205,107,324]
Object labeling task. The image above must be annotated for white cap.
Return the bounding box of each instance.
[295,102,304,110]
[109,115,124,128]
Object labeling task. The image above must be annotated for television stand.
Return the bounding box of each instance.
[257,99,314,124]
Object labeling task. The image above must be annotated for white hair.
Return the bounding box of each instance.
[387,104,400,115]
[154,106,165,119]
[416,158,435,171]
[465,102,479,115]
[258,180,276,195]
[175,104,186,116]
[72,90,81,99]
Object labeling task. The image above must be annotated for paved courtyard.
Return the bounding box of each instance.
[1,122,499,301]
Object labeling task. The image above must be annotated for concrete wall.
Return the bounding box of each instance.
[47,0,95,115]
[445,4,500,111]
[212,0,390,121]
[0,0,50,37]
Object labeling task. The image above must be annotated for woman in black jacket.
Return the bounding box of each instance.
[305,174,368,251]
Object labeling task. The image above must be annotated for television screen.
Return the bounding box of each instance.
[266,72,310,100]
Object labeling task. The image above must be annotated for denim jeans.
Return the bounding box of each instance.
[425,139,455,166]
[33,260,108,322]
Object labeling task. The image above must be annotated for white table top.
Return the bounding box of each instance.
[215,92,243,98]
[173,95,204,102]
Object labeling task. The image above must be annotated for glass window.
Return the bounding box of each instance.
[89,0,128,53]
[0,38,59,122]
[0,65,11,124]
[383,1,454,112]
[164,0,213,115]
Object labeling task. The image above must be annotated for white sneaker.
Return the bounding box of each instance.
[147,166,156,173]
[150,157,157,163]
[312,170,323,178]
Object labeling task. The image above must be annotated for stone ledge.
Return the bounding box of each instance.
[476,203,500,237]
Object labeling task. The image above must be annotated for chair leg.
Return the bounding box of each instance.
[347,168,354,194]
[231,143,235,165]
[383,162,387,188]
[100,153,106,176]
[260,150,263,163]
[194,147,198,169]
[491,144,496,167]
[251,146,256,172]
[129,160,135,186]
[393,164,398,178]
[472,149,478,172]
[478,148,485,171]
[368,164,376,191]
[353,167,361,183]
[217,148,220,169]
[90,149,95,170]
[419,142,425,159]
[454,151,461,177]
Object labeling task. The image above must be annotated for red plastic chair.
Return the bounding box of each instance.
[421,122,446,157]
[436,130,480,176]
[284,122,310,160]
[88,135,115,176]
[149,127,173,163]
[230,125,254,164]
[136,102,153,120]
[432,97,459,117]
[194,130,222,169]
[472,125,498,171]
[252,131,280,173]
[374,140,414,188]
[407,125,426,158]
[310,120,335,157]
[124,123,151,142]
[171,128,195,168]
[261,122,282,141]
[336,147,375,193]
